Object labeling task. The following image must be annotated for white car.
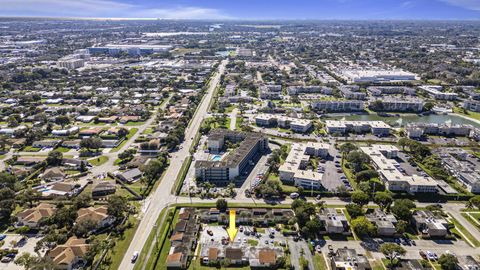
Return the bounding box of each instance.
[131,251,139,263]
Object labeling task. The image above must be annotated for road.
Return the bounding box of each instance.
[229,108,238,131]
[119,59,228,270]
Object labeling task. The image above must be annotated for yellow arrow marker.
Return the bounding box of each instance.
[226,209,238,241]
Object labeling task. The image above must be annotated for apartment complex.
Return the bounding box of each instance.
[367,86,416,96]
[318,208,350,235]
[412,210,449,237]
[279,142,330,190]
[437,148,480,194]
[325,120,391,136]
[311,100,364,112]
[339,85,366,100]
[255,114,313,133]
[360,145,437,194]
[464,99,480,113]
[195,130,269,185]
[406,123,474,139]
[339,69,417,83]
[365,209,398,236]
[259,84,282,99]
[374,97,424,112]
[87,44,172,56]
[419,85,458,100]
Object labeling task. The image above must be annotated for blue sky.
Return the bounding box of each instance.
[0,0,479,20]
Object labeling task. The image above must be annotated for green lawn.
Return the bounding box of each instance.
[142,127,154,135]
[88,156,109,166]
[55,147,71,153]
[454,107,480,121]
[104,215,139,270]
[247,239,258,247]
[313,254,328,270]
[124,121,146,126]
[110,128,138,152]
[449,215,480,247]
[23,146,41,152]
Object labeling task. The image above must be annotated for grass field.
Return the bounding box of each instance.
[449,215,480,247]
[110,128,138,152]
[88,155,109,166]
[55,146,71,153]
[23,146,41,152]
[313,254,327,270]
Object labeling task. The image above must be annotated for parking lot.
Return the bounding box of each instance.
[0,234,43,270]
[319,146,350,191]
[200,225,287,249]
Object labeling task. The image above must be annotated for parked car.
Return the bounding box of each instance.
[419,251,427,260]
[290,193,299,199]
[0,234,6,241]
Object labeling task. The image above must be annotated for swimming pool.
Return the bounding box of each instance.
[211,155,222,161]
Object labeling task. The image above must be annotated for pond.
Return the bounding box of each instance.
[325,113,480,128]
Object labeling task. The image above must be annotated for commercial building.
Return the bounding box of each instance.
[311,100,364,112]
[325,120,391,136]
[255,114,313,133]
[419,85,458,100]
[360,145,437,194]
[195,130,269,185]
[88,44,172,56]
[437,148,480,194]
[279,142,330,190]
[57,58,85,69]
[339,69,417,83]
[463,99,480,113]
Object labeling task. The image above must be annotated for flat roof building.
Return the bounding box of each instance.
[325,120,391,136]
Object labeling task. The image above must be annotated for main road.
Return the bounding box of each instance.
[119,59,228,270]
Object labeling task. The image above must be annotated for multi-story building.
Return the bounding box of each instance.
[255,114,313,133]
[318,208,350,235]
[437,148,480,194]
[259,84,282,99]
[88,44,172,56]
[311,100,364,112]
[339,85,366,100]
[360,145,437,194]
[325,120,391,136]
[367,86,416,96]
[338,68,417,83]
[464,99,480,113]
[279,142,330,190]
[419,85,458,100]
[365,209,397,236]
[374,97,424,112]
[406,123,473,139]
[330,248,371,270]
[195,130,269,185]
[412,210,449,237]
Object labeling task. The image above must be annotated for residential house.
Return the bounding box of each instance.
[47,237,90,270]
[41,167,66,181]
[118,168,143,183]
[16,203,56,228]
[76,206,115,229]
[91,181,116,198]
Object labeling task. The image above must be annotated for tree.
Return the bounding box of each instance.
[345,203,363,218]
[18,188,41,208]
[55,115,70,129]
[143,159,164,183]
[346,151,370,172]
[46,150,63,166]
[0,172,17,189]
[395,220,409,235]
[118,128,129,138]
[380,243,406,268]
[356,170,379,182]
[466,195,480,210]
[80,137,102,152]
[339,142,358,154]
[397,138,411,151]
[423,102,434,112]
[73,219,98,237]
[438,254,458,270]
[72,193,92,210]
[304,219,322,237]
[351,216,376,236]
[391,199,416,221]
[351,191,369,206]
[254,179,282,198]
[0,187,15,220]
[374,192,393,210]
[107,195,129,219]
[216,199,228,212]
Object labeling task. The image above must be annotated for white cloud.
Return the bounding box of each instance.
[440,0,480,11]
[0,0,231,19]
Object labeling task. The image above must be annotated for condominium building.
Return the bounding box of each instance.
[365,209,397,236]
[367,86,416,96]
[287,86,331,95]
[318,208,350,234]
[88,44,172,56]
[259,85,282,99]
[437,148,480,194]
[406,123,473,139]
[464,99,480,113]
[311,100,364,112]
[412,210,448,237]
[325,120,391,136]
[360,145,437,194]
[279,142,330,190]
[195,130,269,185]
[374,97,424,112]
[339,85,366,100]
[419,85,458,101]
[255,114,313,133]
[57,58,85,69]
